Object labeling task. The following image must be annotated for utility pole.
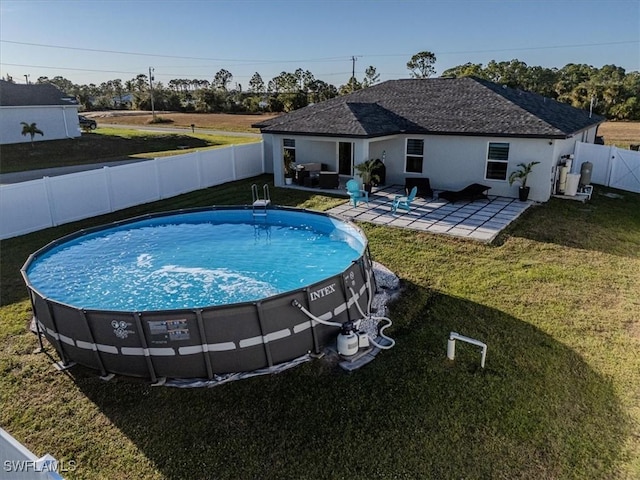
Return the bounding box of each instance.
[24,74,30,84]
[351,56,357,79]
[148,67,156,121]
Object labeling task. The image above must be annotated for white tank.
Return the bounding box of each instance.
[558,166,569,193]
[565,174,580,196]
[337,330,359,356]
[558,158,572,193]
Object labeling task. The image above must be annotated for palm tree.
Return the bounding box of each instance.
[508,161,541,189]
[20,122,44,147]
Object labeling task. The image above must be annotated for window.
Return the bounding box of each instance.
[485,142,509,180]
[283,138,296,163]
[405,139,424,173]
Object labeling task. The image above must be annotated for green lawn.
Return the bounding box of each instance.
[1,176,638,479]
[0,128,259,174]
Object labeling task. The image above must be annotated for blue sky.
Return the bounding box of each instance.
[1,0,638,88]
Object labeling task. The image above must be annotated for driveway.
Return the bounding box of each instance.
[327,185,533,242]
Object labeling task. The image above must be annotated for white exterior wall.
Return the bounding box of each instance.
[262,134,274,174]
[551,125,600,161]
[270,136,284,186]
[382,134,556,202]
[263,128,603,203]
[297,139,335,167]
[0,105,81,144]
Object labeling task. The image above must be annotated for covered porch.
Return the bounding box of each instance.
[273,134,400,188]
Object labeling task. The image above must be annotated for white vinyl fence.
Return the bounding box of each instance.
[0,142,264,240]
[574,142,640,194]
[1,427,63,479]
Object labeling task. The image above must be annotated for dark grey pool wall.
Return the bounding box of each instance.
[23,208,373,382]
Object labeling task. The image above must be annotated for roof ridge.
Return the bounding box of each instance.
[473,77,604,133]
[469,77,564,134]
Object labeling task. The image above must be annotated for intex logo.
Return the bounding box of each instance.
[310,283,336,301]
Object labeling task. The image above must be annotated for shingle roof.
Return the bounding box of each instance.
[0,80,79,107]
[254,77,604,139]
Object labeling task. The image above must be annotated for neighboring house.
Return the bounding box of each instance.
[89,92,133,109]
[108,92,133,109]
[254,77,605,202]
[0,80,81,145]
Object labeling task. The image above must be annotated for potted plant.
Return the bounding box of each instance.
[354,159,381,193]
[283,150,295,185]
[509,161,540,201]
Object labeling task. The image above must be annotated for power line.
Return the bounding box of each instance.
[0,61,358,83]
[1,63,141,75]
[0,62,255,80]
[2,39,637,65]
[358,40,639,58]
[3,37,637,84]
[436,40,640,56]
[3,38,637,84]
[0,40,350,64]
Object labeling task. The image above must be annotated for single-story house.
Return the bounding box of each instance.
[253,77,605,202]
[0,80,81,145]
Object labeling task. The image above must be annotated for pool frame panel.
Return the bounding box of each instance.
[22,206,374,381]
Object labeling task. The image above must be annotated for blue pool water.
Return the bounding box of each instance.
[26,209,366,312]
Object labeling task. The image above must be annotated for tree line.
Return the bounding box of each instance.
[8,51,638,120]
[11,67,379,116]
[441,60,639,121]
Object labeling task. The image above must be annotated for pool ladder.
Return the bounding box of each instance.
[252,184,271,217]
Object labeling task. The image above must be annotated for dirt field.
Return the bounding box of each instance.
[597,121,640,148]
[86,111,279,133]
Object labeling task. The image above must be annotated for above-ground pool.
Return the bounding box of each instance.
[22,206,374,382]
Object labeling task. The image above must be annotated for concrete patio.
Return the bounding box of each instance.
[327,185,534,242]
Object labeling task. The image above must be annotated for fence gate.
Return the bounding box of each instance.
[609,148,640,194]
[574,142,640,194]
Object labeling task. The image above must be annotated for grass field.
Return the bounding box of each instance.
[87,111,278,133]
[0,128,259,174]
[1,175,638,479]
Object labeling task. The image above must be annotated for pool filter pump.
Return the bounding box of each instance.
[337,322,359,356]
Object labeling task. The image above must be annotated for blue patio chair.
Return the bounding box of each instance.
[392,186,418,214]
[346,179,368,207]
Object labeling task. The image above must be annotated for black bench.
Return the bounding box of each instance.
[405,177,433,198]
[319,171,339,189]
[438,183,491,203]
